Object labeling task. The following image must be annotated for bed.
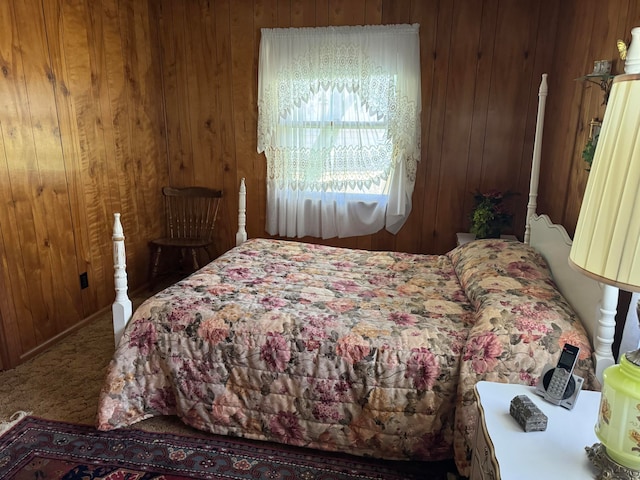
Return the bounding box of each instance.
[97,75,619,477]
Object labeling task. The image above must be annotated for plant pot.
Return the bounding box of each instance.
[476,228,501,239]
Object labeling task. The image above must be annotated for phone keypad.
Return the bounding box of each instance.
[547,368,570,399]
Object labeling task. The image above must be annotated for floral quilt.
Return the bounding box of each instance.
[97,238,598,476]
[448,239,599,476]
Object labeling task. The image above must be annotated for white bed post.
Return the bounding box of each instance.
[236,177,247,246]
[112,213,132,346]
[525,73,548,244]
[594,284,618,380]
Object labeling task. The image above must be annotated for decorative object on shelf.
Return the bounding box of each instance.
[469,190,515,239]
[594,59,613,75]
[582,117,602,171]
[569,27,640,479]
[575,54,617,104]
[617,39,628,60]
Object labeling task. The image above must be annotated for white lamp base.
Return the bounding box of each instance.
[586,443,640,479]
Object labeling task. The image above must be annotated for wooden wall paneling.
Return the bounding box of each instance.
[625,3,640,39]
[277,0,292,25]
[0,0,51,355]
[432,0,485,254]
[0,192,20,368]
[480,2,538,195]
[175,0,233,257]
[0,107,23,368]
[381,0,410,25]
[364,0,382,25]
[59,0,116,313]
[115,0,167,285]
[462,0,497,235]
[0,307,5,369]
[538,0,596,227]
[192,0,222,191]
[513,0,559,238]
[42,1,94,322]
[315,0,329,27]
[290,0,315,27]
[12,0,83,342]
[233,1,270,242]
[418,0,454,254]
[508,0,542,238]
[184,1,210,186]
[185,0,229,256]
[212,0,236,254]
[160,1,194,188]
[402,0,439,255]
[327,0,365,26]
[564,0,623,235]
[85,0,133,304]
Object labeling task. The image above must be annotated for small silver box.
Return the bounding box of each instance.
[510,395,548,432]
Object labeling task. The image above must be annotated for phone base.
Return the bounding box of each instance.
[586,442,640,480]
[535,364,584,409]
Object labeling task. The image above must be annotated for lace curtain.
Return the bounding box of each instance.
[257,24,421,239]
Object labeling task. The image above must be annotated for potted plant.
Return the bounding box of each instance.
[470,190,515,239]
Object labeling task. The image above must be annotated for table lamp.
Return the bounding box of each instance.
[568,28,640,480]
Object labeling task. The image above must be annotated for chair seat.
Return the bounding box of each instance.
[150,238,213,248]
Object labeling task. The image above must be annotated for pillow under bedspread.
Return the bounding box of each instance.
[447,239,599,477]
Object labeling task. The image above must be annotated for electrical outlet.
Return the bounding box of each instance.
[80,272,89,289]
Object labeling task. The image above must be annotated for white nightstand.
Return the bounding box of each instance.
[471,381,600,480]
[456,232,519,246]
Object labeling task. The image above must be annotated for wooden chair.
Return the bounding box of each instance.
[148,186,223,288]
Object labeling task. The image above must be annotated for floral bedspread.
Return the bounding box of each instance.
[98,238,475,461]
[97,238,598,476]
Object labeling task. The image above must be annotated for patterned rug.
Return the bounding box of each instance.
[0,416,458,479]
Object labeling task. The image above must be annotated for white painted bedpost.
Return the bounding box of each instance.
[112,213,132,347]
[525,73,548,244]
[236,178,247,246]
[594,284,618,381]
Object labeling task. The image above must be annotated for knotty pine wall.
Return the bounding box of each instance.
[0,0,638,370]
[0,0,167,369]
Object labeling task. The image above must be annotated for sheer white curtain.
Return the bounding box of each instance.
[257,24,421,239]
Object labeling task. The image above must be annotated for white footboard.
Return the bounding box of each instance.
[112,179,248,343]
[236,177,247,246]
[112,213,132,346]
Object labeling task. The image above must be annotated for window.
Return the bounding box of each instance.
[257,24,421,239]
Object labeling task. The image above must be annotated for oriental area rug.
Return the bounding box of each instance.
[0,417,458,480]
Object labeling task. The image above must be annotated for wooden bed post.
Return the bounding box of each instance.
[525,73,548,244]
[112,213,132,346]
[594,284,618,380]
[236,178,247,246]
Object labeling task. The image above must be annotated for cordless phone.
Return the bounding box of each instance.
[547,343,580,399]
[535,343,584,409]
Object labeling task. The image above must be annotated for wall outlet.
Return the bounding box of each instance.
[79,272,88,289]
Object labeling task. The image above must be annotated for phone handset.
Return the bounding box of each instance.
[535,343,584,410]
[546,343,580,400]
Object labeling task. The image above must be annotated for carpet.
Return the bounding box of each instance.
[0,416,457,479]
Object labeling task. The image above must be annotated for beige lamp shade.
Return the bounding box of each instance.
[569,74,640,292]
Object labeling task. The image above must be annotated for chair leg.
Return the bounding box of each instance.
[191,248,199,271]
[149,245,162,290]
[203,246,214,263]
